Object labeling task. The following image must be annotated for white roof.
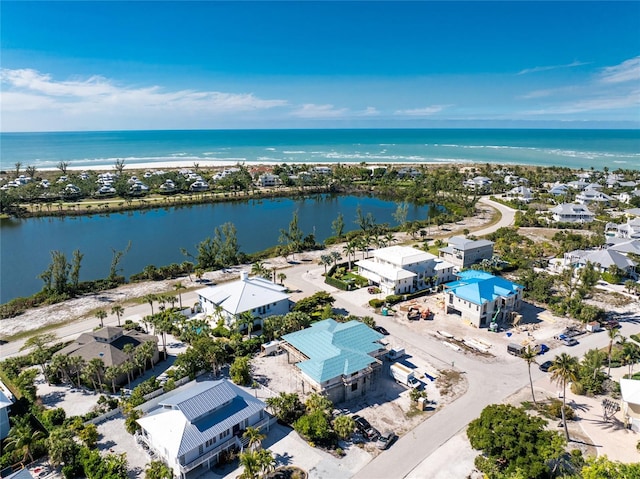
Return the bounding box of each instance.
[373,245,436,266]
[356,259,416,281]
[197,276,288,315]
[621,379,640,406]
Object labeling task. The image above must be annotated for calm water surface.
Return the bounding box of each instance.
[0,194,431,303]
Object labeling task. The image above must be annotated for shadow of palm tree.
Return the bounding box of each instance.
[274,452,293,466]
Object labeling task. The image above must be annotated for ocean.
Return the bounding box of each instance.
[1,129,639,171]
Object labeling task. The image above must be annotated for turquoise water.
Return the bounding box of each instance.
[0,194,432,303]
[1,129,638,171]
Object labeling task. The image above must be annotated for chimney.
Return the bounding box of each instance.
[240,271,248,281]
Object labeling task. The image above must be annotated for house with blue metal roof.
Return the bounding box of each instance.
[136,379,269,479]
[443,270,523,328]
[281,319,386,404]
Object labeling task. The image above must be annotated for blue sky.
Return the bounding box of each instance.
[1,1,639,131]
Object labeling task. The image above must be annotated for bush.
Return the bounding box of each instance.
[385,294,402,304]
[570,381,585,396]
[325,275,351,291]
[369,299,384,308]
[545,399,575,420]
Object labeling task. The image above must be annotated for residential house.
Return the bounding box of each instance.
[605,218,640,239]
[56,326,158,385]
[562,249,636,278]
[567,180,590,190]
[576,188,613,205]
[281,319,386,404]
[505,185,533,203]
[312,166,332,175]
[620,379,640,432]
[438,236,495,270]
[443,270,523,328]
[619,189,640,204]
[463,176,492,189]
[257,173,281,187]
[197,272,290,331]
[606,238,640,256]
[548,183,569,196]
[550,203,595,223]
[136,379,269,479]
[0,384,13,441]
[356,246,455,295]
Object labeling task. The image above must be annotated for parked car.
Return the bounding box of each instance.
[352,415,379,440]
[376,430,397,450]
[563,338,579,347]
[539,360,553,372]
[535,344,549,355]
[603,320,620,330]
[374,325,390,336]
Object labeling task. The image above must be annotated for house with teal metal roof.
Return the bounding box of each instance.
[281,319,386,404]
[443,270,523,328]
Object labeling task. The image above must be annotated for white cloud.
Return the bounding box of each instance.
[393,105,450,116]
[0,68,288,119]
[523,88,640,115]
[359,106,380,116]
[517,60,589,75]
[598,56,640,84]
[290,103,349,118]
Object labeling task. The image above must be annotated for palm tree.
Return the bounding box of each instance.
[50,353,72,384]
[319,254,332,274]
[550,353,579,441]
[145,460,172,479]
[256,449,276,476]
[4,420,44,462]
[343,241,356,270]
[111,304,125,326]
[143,294,157,315]
[69,355,85,387]
[238,450,260,479]
[277,272,286,286]
[237,311,256,338]
[521,345,538,406]
[607,327,622,376]
[104,365,121,394]
[330,250,342,266]
[95,309,107,328]
[242,426,266,451]
[173,281,186,309]
[86,358,105,391]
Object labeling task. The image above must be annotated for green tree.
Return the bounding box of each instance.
[238,450,260,479]
[467,404,565,478]
[265,392,304,424]
[607,327,622,377]
[256,449,276,476]
[230,356,252,386]
[581,455,640,479]
[111,304,125,326]
[332,212,345,239]
[4,420,44,462]
[95,309,107,328]
[47,427,78,466]
[125,409,142,435]
[173,281,186,309]
[393,202,409,228]
[294,409,332,443]
[79,424,99,448]
[332,415,356,440]
[279,210,304,259]
[549,353,579,441]
[277,272,287,285]
[242,426,266,451]
[521,345,538,406]
[70,249,84,293]
[20,333,57,384]
[145,460,173,479]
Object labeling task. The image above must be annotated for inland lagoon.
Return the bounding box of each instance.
[0,193,434,303]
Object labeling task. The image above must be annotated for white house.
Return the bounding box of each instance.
[136,379,269,478]
[0,382,13,441]
[620,379,640,432]
[550,203,595,223]
[438,236,495,270]
[197,272,290,330]
[505,185,533,203]
[443,270,523,328]
[605,218,640,239]
[548,183,569,196]
[356,246,455,295]
[257,173,281,187]
[619,189,640,204]
[576,188,613,205]
[464,176,492,189]
[563,249,636,278]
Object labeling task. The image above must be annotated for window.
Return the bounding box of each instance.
[351,383,358,391]
[206,437,216,448]
[199,445,203,455]
[219,430,230,440]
